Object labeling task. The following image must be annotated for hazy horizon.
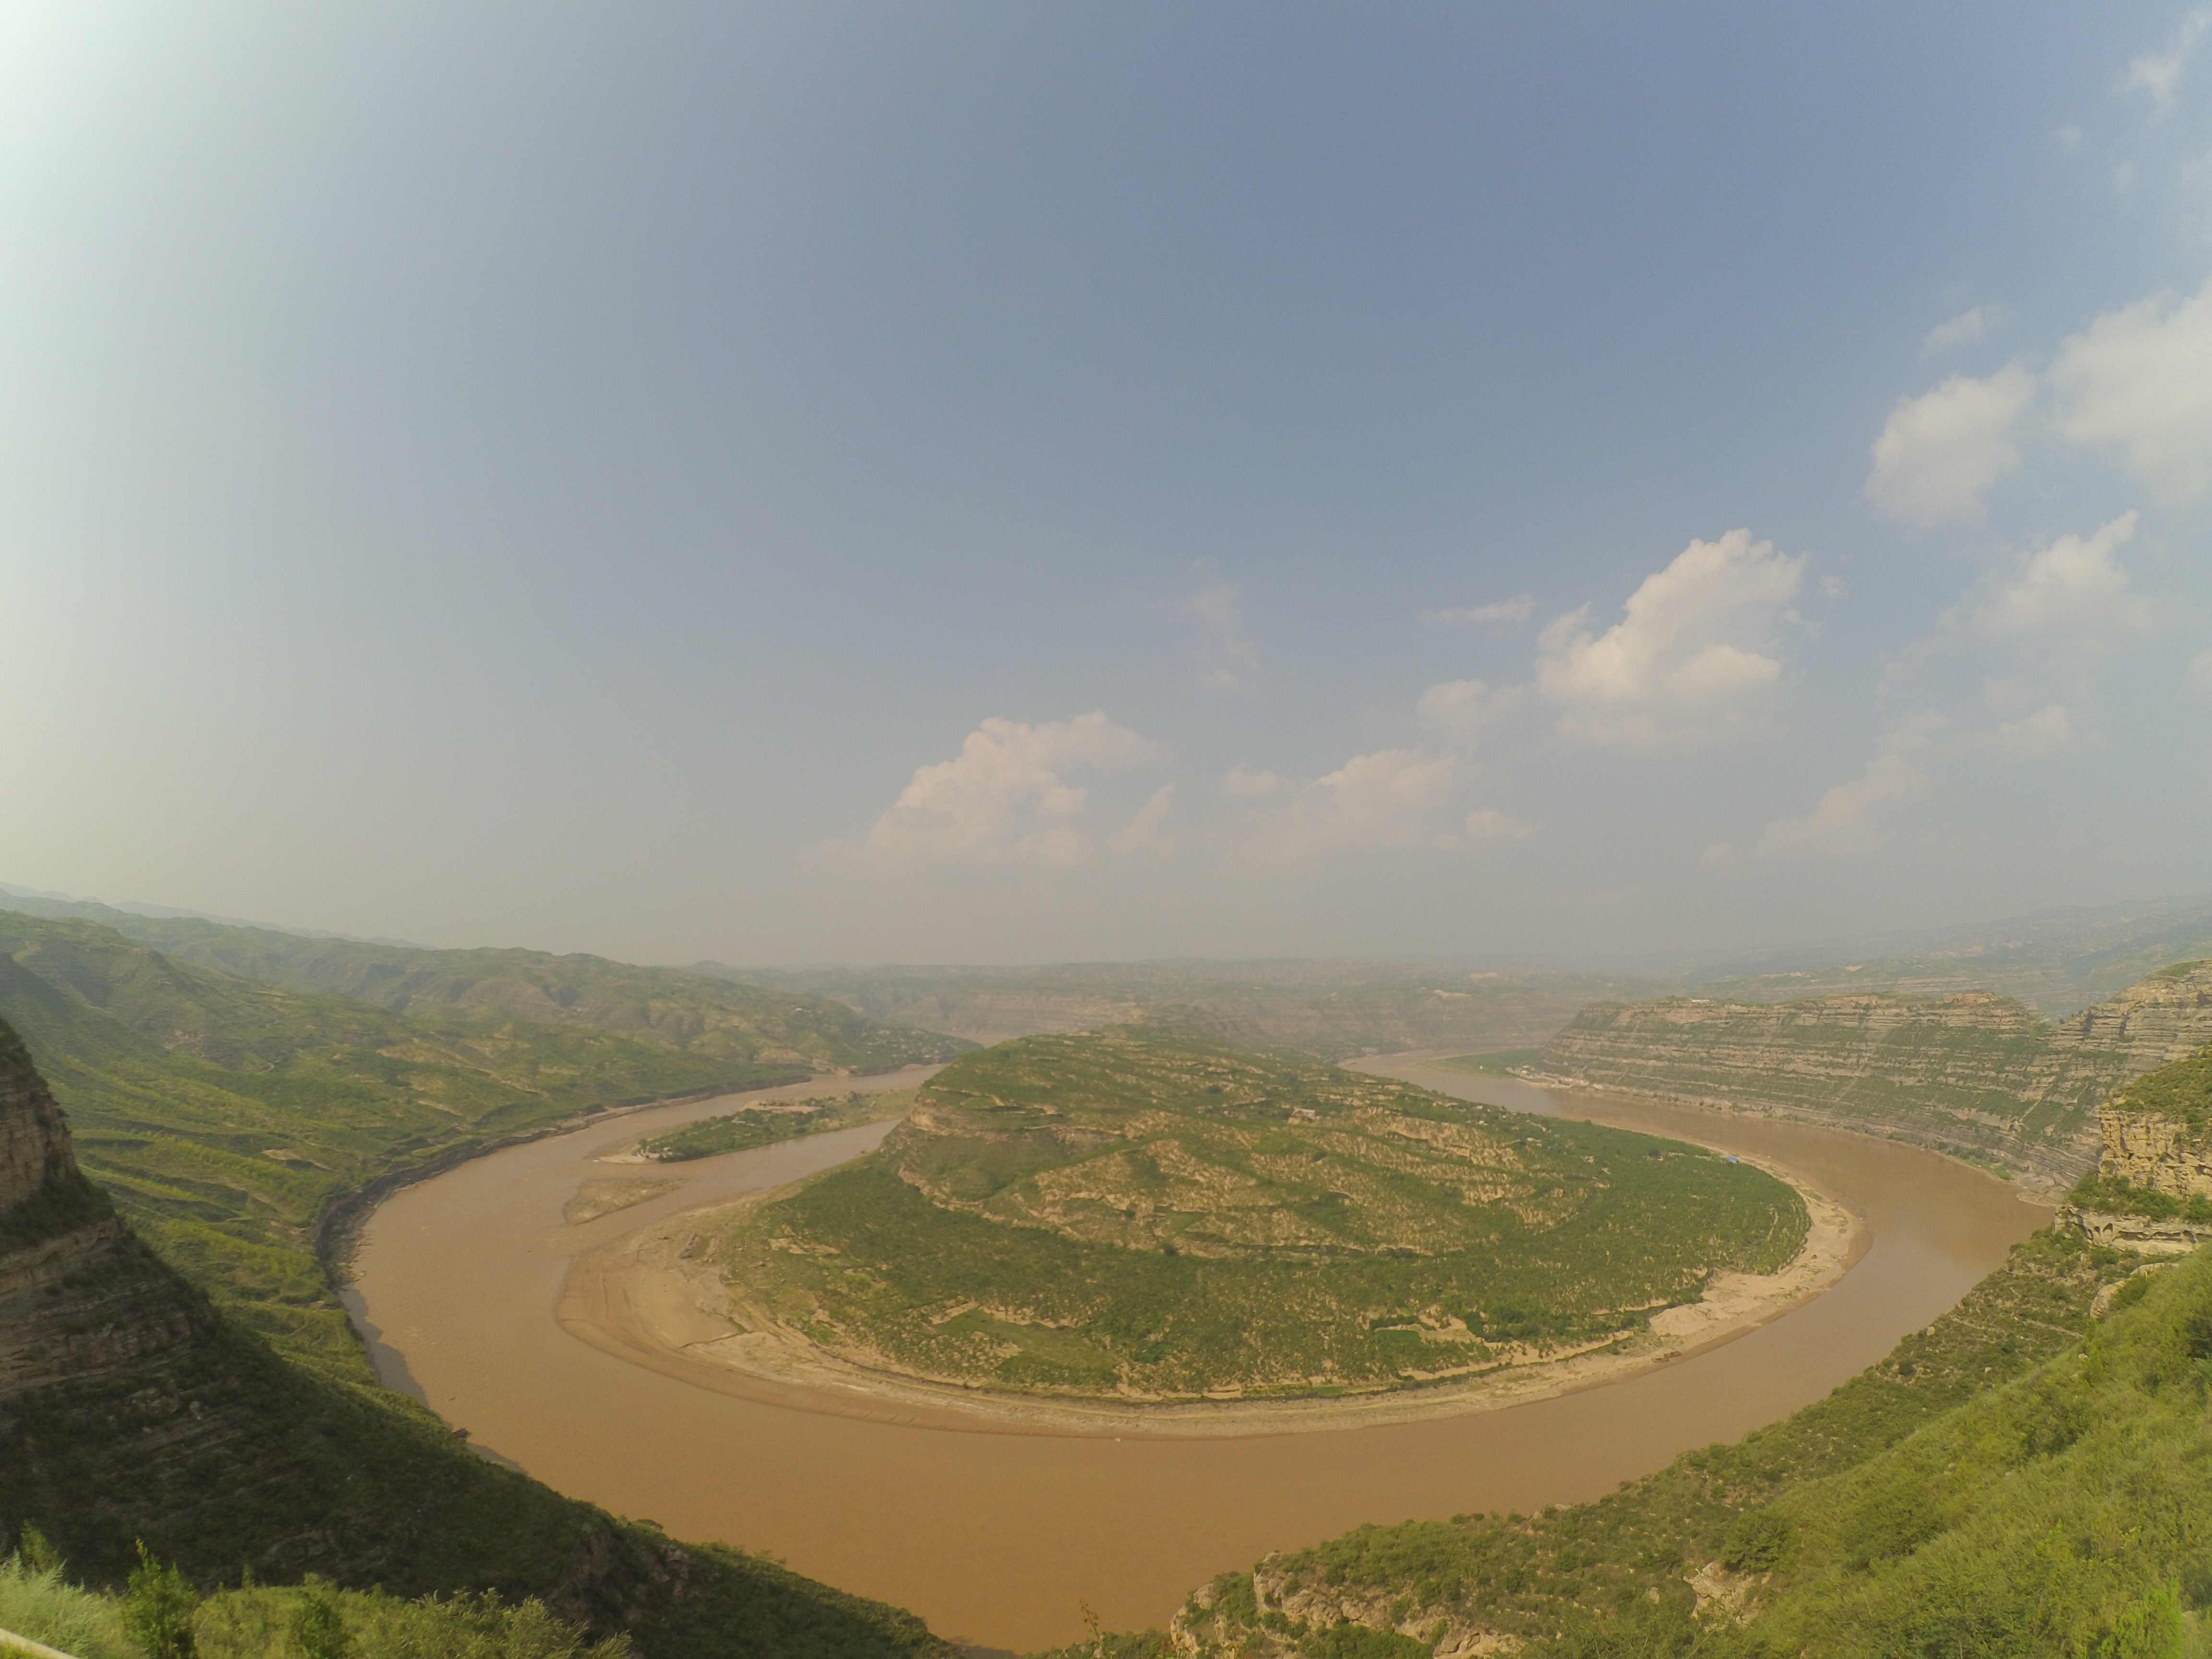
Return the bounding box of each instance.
[6,6,2211,966]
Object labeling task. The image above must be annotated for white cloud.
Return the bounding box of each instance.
[1422,595,1536,629]
[868,712,1165,865]
[1864,365,2036,524]
[2051,276,2212,500]
[2188,648,2212,691]
[1970,512,2155,642]
[2126,9,2210,119]
[1464,808,1538,845]
[1218,747,1461,859]
[1922,305,2009,356]
[1756,716,1944,859]
[1416,678,1524,747]
[1535,529,1804,745]
[1115,784,1176,852]
[1992,703,2080,760]
[1177,579,1259,692]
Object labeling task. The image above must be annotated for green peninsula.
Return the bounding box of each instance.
[710,1029,1808,1399]
[633,1089,915,1162]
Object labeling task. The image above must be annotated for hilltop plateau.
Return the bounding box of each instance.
[686,1030,1810,1403]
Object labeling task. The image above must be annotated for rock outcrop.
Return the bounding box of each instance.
[2057,1037,2212,1255]
[0,1019,226,1399]
[1532,963,2212,1185]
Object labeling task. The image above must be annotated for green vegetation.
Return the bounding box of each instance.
[0,893,968,1077]
[1056,1227,2157,1659]
[1431,1051,1544,1077]
[634,1090,915,1163]
[2068,1174,2212,1225]
[2104,1046,2212,1135]
[1,1546,637,1658]
[0,910,959,1376]
[713,1030,1806,1397]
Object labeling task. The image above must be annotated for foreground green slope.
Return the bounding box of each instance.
[1071,1228,2163,1658]
[712,1030,1806,1398]
[0,911,958,1371]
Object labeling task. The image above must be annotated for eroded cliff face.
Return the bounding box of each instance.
[2048,962,2212,1082]
[2094,1108,2212,1200]
[1533,964,2212,1184]
[0,1015,256,1565]
[0,1018,79,1212]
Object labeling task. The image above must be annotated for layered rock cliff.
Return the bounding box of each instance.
[2057,1042,2212,1254]
[1534,963,2212,1184]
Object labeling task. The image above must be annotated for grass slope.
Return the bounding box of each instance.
[1069,1227,2145,1659]
[713,1031,1805,1398]
[0,912,953,1373]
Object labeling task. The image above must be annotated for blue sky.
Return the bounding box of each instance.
[3,3,2210,964]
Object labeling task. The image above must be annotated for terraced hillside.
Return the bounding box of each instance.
[1534,962,2212,1184]
[710,1029,1806,1399]
[1126,1228,2152,1659]
[0,911,961,1370]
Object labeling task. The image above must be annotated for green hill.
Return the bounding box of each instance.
[0,893,965,1076]
[707,1029,1806,1399]
[0,910,961,1372]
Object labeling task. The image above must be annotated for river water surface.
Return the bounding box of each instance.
[349,1060,2049,1653]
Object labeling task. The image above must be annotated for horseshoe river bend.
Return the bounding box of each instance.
[345,1059,2049,1653]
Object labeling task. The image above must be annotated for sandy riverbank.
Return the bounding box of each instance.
[555,1146,1864,1440]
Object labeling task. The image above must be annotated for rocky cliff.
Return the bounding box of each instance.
[1534,963,2212,1184]
[0,1019,224,1403]
[2056,1041,2212,1255]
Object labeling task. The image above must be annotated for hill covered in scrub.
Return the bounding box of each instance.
[0,1015,949,1659]
[0,908,960,1371]
[706,1030,1807,1399]
[1531,962,2212,1185]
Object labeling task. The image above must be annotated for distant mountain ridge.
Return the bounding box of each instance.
[0,890,963,1075]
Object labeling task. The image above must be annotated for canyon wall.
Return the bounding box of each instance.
[1534,963,2212,1185]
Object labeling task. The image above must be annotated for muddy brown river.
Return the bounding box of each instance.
[348,1061,2050,1654]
